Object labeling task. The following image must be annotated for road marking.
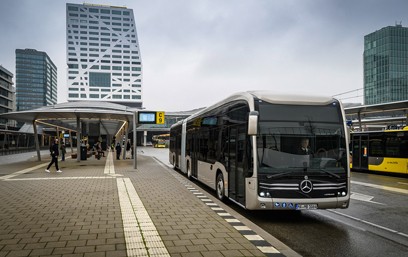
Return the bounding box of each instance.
[330,210,408,239]
[117,177,170,257]
[398,182,408,186]
[350,192,385,205]
[4,177,114,181]
[0,162,49,180]
[351,181,408,195]
[104,151,115,174]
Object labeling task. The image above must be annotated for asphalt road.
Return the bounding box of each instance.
[145,147,408,257]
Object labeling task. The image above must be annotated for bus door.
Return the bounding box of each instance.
[187,132,198,178]
[226,126,246,206]
[191,134,198,178]
[352,135,369,170]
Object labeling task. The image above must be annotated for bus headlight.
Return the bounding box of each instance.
[260,191,265,197]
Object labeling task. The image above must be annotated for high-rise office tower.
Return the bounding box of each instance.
[0,65,15,128]
[66,3,143,107]
[15,49,57,111]
[363,24,408,105]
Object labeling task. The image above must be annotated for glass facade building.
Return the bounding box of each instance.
[0,65,15,128]
[364,25,408,105]
[66,3,143,107]
[15,49,57,112]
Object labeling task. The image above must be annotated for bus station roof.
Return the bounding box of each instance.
[344,100,408,127]
[0,101,137,135]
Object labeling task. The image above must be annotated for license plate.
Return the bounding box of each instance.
[296,204,318,210]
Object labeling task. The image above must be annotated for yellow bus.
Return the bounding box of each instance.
[152,134,170,148]
[351,127,408,175]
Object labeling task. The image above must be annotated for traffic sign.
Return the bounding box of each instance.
[156,111,165,124]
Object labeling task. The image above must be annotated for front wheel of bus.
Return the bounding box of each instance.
[216,173,225,201]
[187,161,192,180]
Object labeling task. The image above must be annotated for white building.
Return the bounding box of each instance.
[66,3,142,107]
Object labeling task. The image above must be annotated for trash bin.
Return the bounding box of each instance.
[80,146,87,160]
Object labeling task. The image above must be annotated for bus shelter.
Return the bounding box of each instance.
[0,102,138,167]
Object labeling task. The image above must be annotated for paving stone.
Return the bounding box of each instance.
[0,153,269,257]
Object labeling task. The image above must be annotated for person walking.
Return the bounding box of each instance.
[115,142,122,160]
[46,138,62,173]
[60,141,66,161]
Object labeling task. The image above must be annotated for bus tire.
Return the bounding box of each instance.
[187,160,192,180]
[172,156,176,169]
[216,172,225,201]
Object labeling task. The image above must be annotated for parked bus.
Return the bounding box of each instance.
[169,91,350,210]
[152,134,170,148]
[351,127,408,175]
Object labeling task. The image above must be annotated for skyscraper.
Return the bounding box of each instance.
[0,65,15,128]
[363,24,408,105]
[66,3,143,107]
[15,49,57,111]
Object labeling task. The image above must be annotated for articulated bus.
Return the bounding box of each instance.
[351,127,408,175]
[169,91,350,210]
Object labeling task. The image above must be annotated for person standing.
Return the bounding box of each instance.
[46,138,62,173]
[60,141,66,161]
[126,140,131,159]
[115,142,122,160]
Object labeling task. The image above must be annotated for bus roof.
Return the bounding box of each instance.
[170,91,339,129]
[249,91,335,105]
[189,91,337,120]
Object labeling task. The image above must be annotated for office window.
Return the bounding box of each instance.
[89,72,111,87]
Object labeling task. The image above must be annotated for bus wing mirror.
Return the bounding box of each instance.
[248,111,259,135]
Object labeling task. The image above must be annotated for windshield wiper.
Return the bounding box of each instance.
[318,169,341,179]
[265,171,299,179]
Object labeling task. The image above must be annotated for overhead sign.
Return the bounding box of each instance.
[138,111,165,124]
[156,111,165,124]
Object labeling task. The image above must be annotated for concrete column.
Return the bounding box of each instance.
[76,116,81,162]
[33,120,41,161]
[122,121,129,160]
[133,111,137,169]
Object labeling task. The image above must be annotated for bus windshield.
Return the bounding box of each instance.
[257,102,348,178]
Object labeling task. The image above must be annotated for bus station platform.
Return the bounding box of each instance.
[0,149,297,257]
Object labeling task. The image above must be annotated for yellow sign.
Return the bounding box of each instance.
[156,111,165,124]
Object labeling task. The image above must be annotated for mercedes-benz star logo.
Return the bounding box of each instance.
[300,180,313,193]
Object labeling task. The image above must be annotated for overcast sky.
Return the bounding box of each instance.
[1,0,407,111]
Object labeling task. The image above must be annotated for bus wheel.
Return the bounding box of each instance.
[216,173,225,201]
[187,161,192,180]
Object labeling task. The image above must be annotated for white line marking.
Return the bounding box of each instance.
[245,235,264,241]
[225,218,240,223]
[233,225,251,231]
[398,182,408,186]
[0,162,48,180]
[352,181,408,195]
[330,210,408,239]
[257,246,280,254]
[350,192,385,205]
[5,177,114,181]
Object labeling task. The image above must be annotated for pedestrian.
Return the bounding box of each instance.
[46,138,62,173]
[131,143,134,159]
[126,140,131,159]
[115,142,122,160]
[60,141,66,161]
